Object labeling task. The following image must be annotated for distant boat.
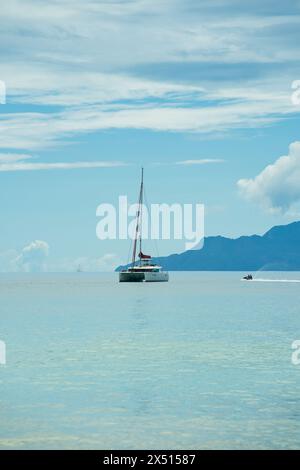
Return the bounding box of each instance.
[77,264,83,273]
[242,274,253,280]
[119,168,169,282]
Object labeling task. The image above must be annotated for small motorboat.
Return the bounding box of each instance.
[243,274,253,280]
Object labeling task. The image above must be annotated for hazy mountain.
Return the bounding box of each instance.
[116,221,300,271]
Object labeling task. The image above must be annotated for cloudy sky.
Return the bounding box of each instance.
[1,0,300,271]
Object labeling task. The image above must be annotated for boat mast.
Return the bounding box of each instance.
[132,167,144,267]
[139,168,144,265]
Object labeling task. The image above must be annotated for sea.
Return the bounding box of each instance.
[0,271,300,450]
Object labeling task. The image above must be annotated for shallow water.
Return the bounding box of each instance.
[0,272,300,449]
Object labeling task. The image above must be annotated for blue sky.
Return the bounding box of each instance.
[1,0,300,271]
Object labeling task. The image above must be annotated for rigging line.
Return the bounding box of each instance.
[132,168,143,266]
[139,168,144,265]
[126,236,133,266]
[143,185,160,260]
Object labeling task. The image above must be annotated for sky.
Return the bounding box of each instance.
[1,0,300,271]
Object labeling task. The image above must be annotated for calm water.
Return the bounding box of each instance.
[0,272,300,449]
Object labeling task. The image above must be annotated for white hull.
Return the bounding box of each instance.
[144,271,169,282]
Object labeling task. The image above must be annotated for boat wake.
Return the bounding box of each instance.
[242,278,300,283]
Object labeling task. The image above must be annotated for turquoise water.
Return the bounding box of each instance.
[0,272,300,449]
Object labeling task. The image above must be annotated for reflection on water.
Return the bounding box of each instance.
[251,279,300,283]
[131,296,149,333]
[0,272,300,449]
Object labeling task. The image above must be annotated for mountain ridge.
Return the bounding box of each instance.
[116,221,300,271]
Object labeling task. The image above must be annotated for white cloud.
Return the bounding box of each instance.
[0,243,119,272]
[0,1,300,152]
[176,159,224,165]
[0,159,127,172]
[69,253,119,272]
[1,63,203,106]
[0,96,294,150]
[47,253,120,272]
[237,141,300,214]
[0,153,32,163]
[2,1,300,69]
[15,240,49,272]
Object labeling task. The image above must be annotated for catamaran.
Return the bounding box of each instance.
[119,168,169,282]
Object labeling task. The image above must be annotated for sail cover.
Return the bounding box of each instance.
[138,252,151,259]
